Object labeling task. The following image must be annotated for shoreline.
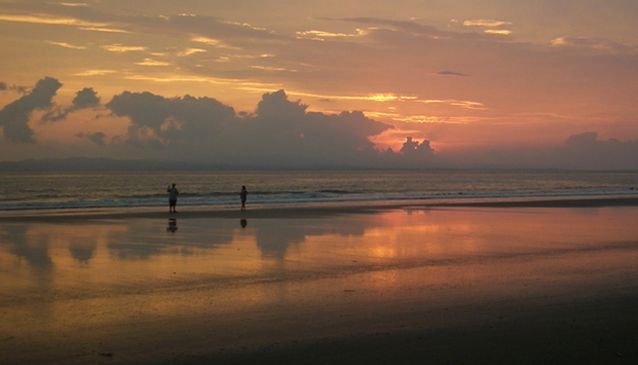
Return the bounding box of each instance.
[1,194,638,221]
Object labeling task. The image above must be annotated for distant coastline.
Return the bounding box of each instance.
[2,157,638,171]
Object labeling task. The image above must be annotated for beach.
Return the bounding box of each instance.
[1,199,638,364]
[3,0,638,362]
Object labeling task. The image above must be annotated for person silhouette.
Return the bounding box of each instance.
[240,218,247,228]
[240,185,247,211]
[167,183,179,213]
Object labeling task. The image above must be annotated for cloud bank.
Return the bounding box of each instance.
[0,76,637,170]
[439,132,638,170]
[558,132,638,170]
[106,88,396,167]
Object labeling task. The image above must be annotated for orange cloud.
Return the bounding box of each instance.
[0,13,128,33]
[463,19,512,27]
[134,58,171,67]
[102,44,147,52]
[45,40,86,49]
[484,29,512,36]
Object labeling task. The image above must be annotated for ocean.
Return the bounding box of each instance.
[0,170,637,211]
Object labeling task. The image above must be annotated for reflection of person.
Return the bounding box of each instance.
[167,218,178,233]
[240,185,247,211]
[167,183,179,213]
[240,218,247,228]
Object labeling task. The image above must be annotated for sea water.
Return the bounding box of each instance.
[0,170,637,210]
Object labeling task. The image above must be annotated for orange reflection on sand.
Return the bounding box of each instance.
[1,206,638,344]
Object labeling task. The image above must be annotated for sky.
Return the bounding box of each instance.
[0,0,637,168]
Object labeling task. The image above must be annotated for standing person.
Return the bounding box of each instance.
[167,183,179,213]
[240,185,247,211]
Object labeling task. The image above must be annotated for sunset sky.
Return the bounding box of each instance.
[1,0,637,168]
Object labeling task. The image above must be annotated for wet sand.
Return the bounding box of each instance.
[1,203,638,364]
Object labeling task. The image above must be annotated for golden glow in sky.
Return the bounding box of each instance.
[0,0,637,167]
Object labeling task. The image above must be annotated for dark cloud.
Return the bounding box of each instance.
[106,91,235,149]
[565,131,599,147]
[0,76,62,143]
[437,70,469,77]
[105,89,398,167]
[400,136,434,157]
[72,87,100,108]
[437,131,638,170]
[77,131,106,146]
[3,77,635,170]
[88,131,106,145]
[42,87,100,122]
[558,132,638,169]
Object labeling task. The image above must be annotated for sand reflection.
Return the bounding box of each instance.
[1,206,638,364]
[1,207,638,291]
